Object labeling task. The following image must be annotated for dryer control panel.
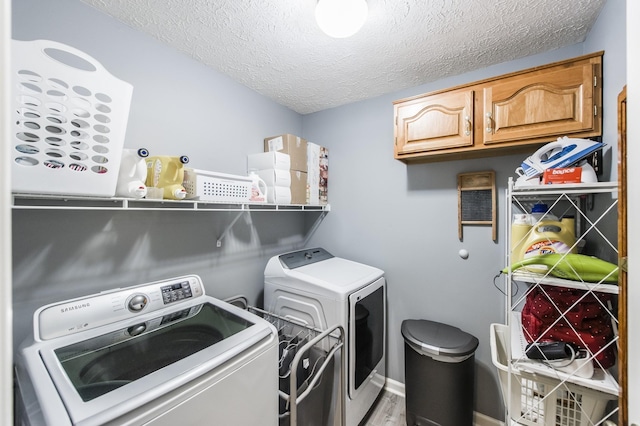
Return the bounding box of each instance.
[279,247,334,269]
[35,275,205,341]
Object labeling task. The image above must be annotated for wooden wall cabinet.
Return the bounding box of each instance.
[394,88,474,154]
[394,52,603,163]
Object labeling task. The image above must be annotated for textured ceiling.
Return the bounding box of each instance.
[79,0,606,114]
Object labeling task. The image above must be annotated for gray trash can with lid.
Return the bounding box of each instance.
[401,319,479,426]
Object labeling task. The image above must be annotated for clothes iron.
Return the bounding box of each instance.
[519,137,604,178]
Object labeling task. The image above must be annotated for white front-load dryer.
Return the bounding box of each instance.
[264,248,386,426]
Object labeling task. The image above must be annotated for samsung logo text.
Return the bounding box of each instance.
[60,303,91,313]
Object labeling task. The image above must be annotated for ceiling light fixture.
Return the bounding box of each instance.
[315,0,368,38]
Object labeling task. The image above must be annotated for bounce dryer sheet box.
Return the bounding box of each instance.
[247,151,290,172]
[543,167,582,184]
[264,134,308,172]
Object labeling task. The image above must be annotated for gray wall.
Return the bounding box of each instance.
[12,0,626,423]
[302,0,626,420]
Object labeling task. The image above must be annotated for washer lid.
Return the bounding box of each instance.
[401,319,478,357]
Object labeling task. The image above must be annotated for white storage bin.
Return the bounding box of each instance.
[183,168,252,202]
[11,39,133,197]
[490,323,616,426]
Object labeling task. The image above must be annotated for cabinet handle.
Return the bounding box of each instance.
[486,112,493,133]
[464,115,471,136]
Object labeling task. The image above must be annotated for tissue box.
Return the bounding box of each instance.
[247,151,290,171]
[264,134,307,172]
[268,186,292,204]
[255,169,291,187]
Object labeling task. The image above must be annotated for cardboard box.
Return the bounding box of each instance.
[307,142,329,205]
[264,134,308,172]
[247,151,290,172]
[290,170,307,204]
[543,167,582,184]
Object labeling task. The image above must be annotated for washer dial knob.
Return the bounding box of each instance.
[127,294,148,312]
[127,323,147,336]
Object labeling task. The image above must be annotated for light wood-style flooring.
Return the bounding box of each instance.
[362,391,406,426]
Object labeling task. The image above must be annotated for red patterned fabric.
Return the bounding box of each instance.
[521,285,616,369]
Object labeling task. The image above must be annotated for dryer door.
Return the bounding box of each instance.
[348,277,385,399]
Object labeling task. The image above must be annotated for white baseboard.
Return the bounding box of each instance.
[473,411,504,426]
[383,378,504,426]
[383,377,405,397]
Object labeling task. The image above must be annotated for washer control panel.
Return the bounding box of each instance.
[35,275,205,341]
[161,280,194,304]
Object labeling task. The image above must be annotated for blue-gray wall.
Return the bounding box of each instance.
[302,0,625,420]
[11,0,308,357]
[12,0,625,422]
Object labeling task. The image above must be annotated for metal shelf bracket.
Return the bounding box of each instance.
[216,210,246,247]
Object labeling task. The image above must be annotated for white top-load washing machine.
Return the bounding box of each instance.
[15,275,278,426]
[264,248,386,426]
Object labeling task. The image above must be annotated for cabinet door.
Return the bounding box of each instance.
[483,59,600,145]
[394,89,473,157]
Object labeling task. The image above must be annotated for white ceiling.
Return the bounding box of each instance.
[79,0,606,115]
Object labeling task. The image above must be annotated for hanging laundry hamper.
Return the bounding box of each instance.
[12,39,133,197]
[248,307,344,426]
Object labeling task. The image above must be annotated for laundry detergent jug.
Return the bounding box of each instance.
[145,155,189,200]
[115,148,148,199]
[520,217,576,261]
[248,172,268,202]
[510,214,532,263]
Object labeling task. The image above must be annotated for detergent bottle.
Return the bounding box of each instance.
[510,213,532,263]
[145,155,189,200]
[248,172,268,202]
[528,203,558,224]
[115,148,148,199]
[520,217,576,261]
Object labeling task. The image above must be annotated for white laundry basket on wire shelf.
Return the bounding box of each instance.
[11,39,133,197]
[490,323,617,426]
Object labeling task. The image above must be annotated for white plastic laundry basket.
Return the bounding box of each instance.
[11,39,133,197]
[490,323,616,426]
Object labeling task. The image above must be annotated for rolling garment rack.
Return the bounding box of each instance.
[247,307,345,426]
